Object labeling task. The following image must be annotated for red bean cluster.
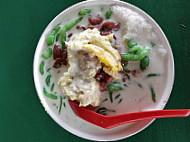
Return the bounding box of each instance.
[53,44,68,68]
[88,16,120,36]
[95,68,113,92]
[76,15,120,36]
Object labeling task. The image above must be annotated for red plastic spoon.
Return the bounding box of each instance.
[69,100,190,129]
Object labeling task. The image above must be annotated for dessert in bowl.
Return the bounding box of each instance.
[33,0,174,141]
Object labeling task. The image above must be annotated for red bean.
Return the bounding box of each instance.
[61,50,67,65]
[131,70,139,77]
[81,26,87,30]
[68,33,73,38]
[88,16,103,25]
[95,69,105,82]
[122,78,126,82]
[53,58,62,68]
[95,73,105,82]
[113,35,117,40]
[102,21,114,31]
[53,44,62,59]
[76,25,87,30]
[76,25,80,29]
[102,21,120,32]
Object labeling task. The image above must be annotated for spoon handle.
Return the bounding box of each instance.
[104,109,190,129]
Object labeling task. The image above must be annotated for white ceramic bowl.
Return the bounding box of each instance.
[33,0,174,141]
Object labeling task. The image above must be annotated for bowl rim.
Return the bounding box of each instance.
[33,0,175,141]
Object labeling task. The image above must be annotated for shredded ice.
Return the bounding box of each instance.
[112,6,156,47]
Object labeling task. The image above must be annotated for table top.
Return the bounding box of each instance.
[0,0,189,141]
